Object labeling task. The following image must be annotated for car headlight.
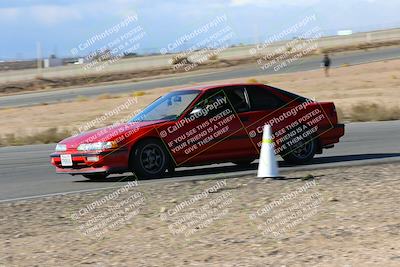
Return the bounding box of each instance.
[55,144,67,152]
[77,141,118,151]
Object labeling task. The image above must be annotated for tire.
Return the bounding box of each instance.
[232,159,255,166]
[281,126,317,165]
[82,173,109,181]
[166,163,176,177]
[131,139,170,179]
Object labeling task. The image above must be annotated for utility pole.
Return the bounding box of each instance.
[36,41,42,76]
[254,24,260,45]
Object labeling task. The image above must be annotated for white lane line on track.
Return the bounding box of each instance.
[0,185,129,203]
[0,170,245,203]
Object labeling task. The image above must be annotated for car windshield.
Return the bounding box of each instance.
[130,90,200,122]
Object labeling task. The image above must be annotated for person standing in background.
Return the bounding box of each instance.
[322,54,331,77]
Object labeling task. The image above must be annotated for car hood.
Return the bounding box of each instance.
[60,121,164,149]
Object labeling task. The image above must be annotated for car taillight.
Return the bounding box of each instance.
[331,104,338,124]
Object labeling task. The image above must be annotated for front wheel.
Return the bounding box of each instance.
[131,139,170,179]
[281,134,317,165]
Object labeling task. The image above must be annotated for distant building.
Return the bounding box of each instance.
[337,30,353,36]
[44,55,63,68]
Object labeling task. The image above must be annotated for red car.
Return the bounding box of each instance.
[50,83,344,180]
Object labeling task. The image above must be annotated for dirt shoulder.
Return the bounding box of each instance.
[1,163,400,266]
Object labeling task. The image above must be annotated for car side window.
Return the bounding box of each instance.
[224,86,250,113]
[246,85,285,110]
[188,90,227,118]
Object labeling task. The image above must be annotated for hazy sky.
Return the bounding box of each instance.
[1,0,399,59]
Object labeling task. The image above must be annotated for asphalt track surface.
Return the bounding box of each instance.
[0,121,399,202]
[1,46,400,108]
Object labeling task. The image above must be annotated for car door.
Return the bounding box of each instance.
[175,86,257,165]
[217,85,259,159]
[171,89,229,165]
[239,85,292,154]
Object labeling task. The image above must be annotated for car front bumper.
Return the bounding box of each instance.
[50,149,129,175]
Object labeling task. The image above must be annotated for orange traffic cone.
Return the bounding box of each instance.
[257,125,279,178]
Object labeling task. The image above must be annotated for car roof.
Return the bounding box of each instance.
[173,83,266,92]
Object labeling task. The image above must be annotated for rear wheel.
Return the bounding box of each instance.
[281,127,317,165]
[82,173,109,181]
[131,139,170,179]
